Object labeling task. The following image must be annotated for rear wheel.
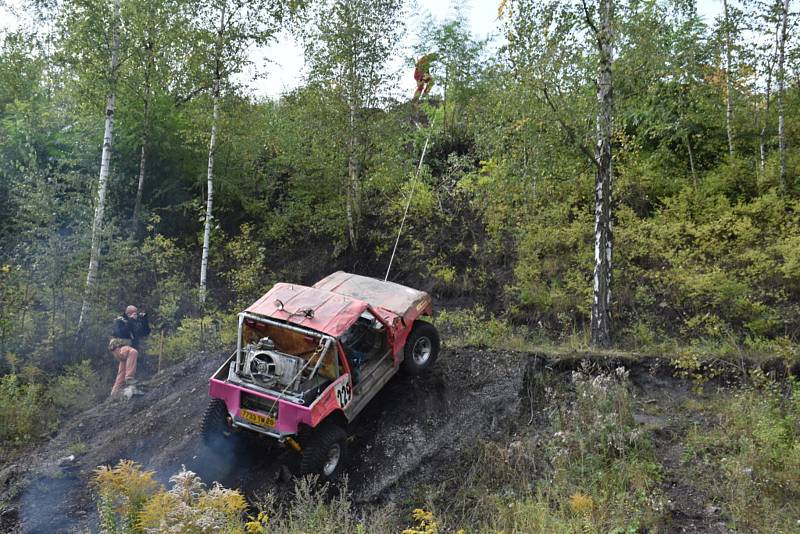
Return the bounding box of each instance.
[201,399,237,450]
[299,423,347,480]
[401,321,440,375]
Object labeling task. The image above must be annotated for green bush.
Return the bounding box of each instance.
[0,373,47,446]
[92,463,395,534]
[685,373,800,532]
[434,306,537,351]
[51,359,103,414]
[161,313,237,362]
[531,364,666,531]
[405,365,666,533]
[221,224,270,310]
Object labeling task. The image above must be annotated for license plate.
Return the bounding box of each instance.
[239,408,275,428]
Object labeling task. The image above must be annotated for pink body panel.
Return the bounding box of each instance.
[209,378,312,433]
[209,373,352,434]
[314,271,430,318]
[246,283,368,338]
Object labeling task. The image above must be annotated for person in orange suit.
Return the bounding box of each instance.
[108,305,150,397]
[413,53,438,101]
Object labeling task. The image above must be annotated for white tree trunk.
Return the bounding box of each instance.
[346,99,360,250]
[759,19,779,175]
[685,132,697,189]
[778,0,789,192]
[199,81,219,305]
[591,0,614,348]
[78,0,121,333]
[133,139,147,224]
[133,85,151,226]
[759,61,773,174]
[199,4,226,305]
[724,0,735,157]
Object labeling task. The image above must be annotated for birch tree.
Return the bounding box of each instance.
[123,0,188,226]
[777,0,790,192]
[502,0,615,345]
[71,0,123,332]
[585,0,614,347]
[755,0,782,173]
[193,0,287,304]
[299,0,405,251]
[723,0,736,156]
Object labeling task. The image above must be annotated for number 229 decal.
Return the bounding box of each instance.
[335,377,352,407]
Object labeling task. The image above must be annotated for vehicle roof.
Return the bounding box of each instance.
[313,271,429,317]
[244,272,430,337]
[245,283,368,338]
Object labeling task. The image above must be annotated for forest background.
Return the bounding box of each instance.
[1,0,799,447]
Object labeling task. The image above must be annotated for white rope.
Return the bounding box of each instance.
[385,117,436,281]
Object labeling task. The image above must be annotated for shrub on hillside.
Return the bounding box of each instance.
[51,359,103,414]
[161,313,236,361]
[139,469,247,534]
[685,372,800,531]
[92,464,396,534]
[94,460,161,534]
[249,477,398,533]
[0,373,46,446]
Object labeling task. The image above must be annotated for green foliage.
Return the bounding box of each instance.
[92,465,394,534]
[533,365,666,531]
[138,468,247,533]
[404,365,666,532]
[51,360,103,414]
[161,312,237,362]
[93,461,250,534]
[141,227,198,329]
[434,307,537,352]
[684,374,800,531]
[221,224,269,310]
[0,373,46,446]
[0,359,103,449]
[252,477,364,534]
[93,460,162,534]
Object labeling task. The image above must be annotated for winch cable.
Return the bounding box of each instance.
[385,115,436,281]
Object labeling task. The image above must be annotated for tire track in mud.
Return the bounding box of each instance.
[347,348,525,502]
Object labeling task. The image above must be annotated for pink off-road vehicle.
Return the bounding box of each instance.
[202,271,440,479]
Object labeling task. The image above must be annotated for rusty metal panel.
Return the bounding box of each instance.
[313,271,429,318]
[246,283,367,337]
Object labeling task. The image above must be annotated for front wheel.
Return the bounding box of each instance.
[299,423,347,480]
[401,321,440,375]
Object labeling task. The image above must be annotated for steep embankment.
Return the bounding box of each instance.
[1,347,529,533]
[1,348,792,533]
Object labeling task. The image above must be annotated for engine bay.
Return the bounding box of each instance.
[229,317,341,404]
[241,337,307,389]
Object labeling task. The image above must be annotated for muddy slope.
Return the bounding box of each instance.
[0,347,530,533]
[2,348,773,533]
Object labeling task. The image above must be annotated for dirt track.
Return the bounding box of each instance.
[0,347,770,533]
[0,347,527,533]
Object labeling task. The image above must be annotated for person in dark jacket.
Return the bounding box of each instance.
[108,305,150,397]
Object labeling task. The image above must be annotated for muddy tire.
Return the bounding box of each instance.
[299,423,347,480]
[201,399,237,450]
[401,321,440,375]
